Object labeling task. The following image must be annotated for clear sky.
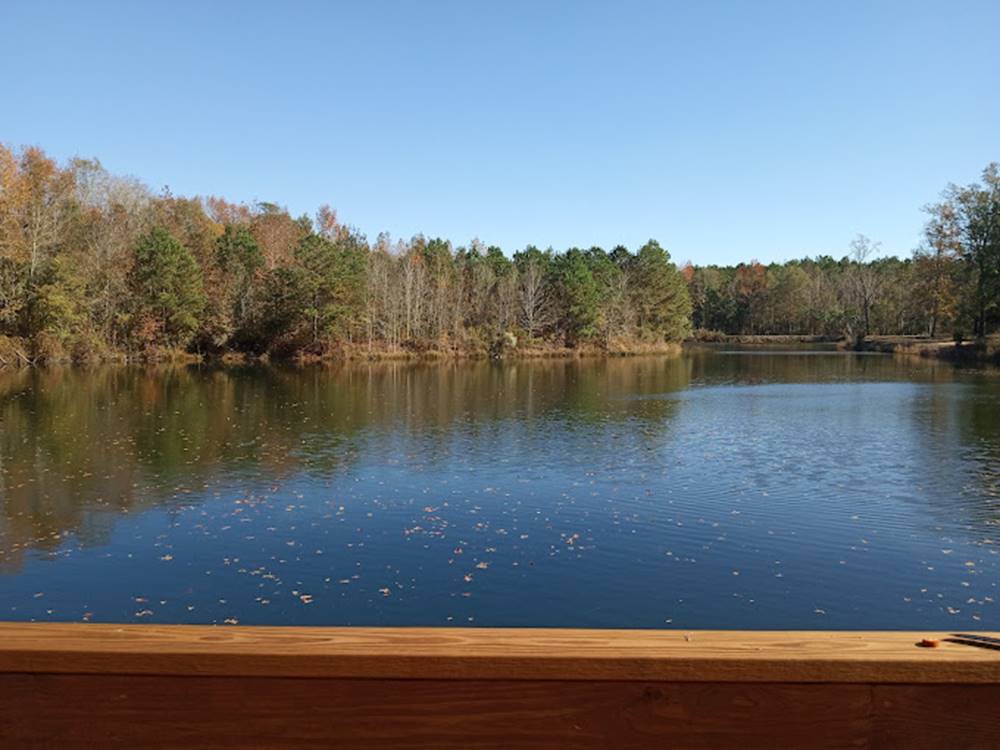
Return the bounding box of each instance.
[3,1,998,265]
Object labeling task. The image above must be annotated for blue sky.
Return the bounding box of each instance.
[3,1,998,265]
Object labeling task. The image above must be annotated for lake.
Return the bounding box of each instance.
[0,347,997,629]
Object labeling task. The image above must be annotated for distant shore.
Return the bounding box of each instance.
[845,334,1000,367]
[689,331,1000,367]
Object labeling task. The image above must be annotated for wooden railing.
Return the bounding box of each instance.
[1,624,998,748]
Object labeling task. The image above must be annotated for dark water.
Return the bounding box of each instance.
[1,348,998,629]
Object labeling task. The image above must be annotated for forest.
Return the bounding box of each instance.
[0,145,997,365]
[688,165,999,343]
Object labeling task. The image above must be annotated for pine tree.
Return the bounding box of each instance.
[629,240,692,341]
[131,227,205,348]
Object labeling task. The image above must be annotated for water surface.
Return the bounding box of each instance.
[1,347,997,628]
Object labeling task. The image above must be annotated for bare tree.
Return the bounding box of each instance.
[601,266,633,345]
[495,267,519,332]
[846,234,884,339]
[518,258,552,338]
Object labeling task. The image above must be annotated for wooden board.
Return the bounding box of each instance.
[2,675,999,749]
[2,625,999,748]
[0,623,998,683]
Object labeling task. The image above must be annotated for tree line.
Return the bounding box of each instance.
[0,145,690,363]
[685,164,1000,342]
[0,145,997,364]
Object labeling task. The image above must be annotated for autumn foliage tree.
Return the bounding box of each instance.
[0,145,695,362]
[6,142,996,365]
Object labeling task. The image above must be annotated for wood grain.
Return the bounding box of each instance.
[871,685,1000,750]
[0,624,998,683]
[0,674,878,749]
[4,675,1000,749]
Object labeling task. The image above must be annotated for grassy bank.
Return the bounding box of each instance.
[0,335,683,368]
[688,330,840,345]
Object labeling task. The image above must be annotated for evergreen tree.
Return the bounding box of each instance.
[629,240,692,341]
[554,248,600,343]
[131,227,205,348]
[294,231,367,344]
[215,224,264,346]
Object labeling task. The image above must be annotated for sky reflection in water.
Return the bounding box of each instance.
[0,348,997,628]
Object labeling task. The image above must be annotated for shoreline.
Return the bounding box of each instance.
[4,333,999,370]
[0,338,685,369]
[689,333,841,345]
